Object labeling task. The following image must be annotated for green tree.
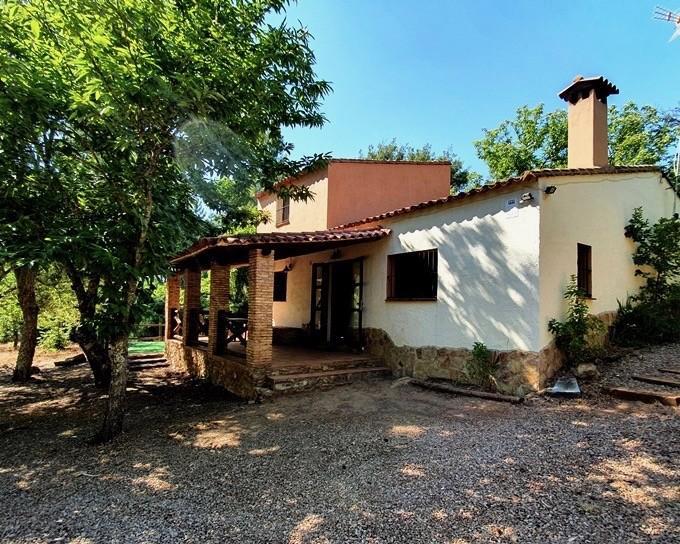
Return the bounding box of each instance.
[0,268,79,354]
[36,268,79,350]
[0,272,22,349]
[624,207,680,301]
[613,209,680,345]
[475,103,678,180]
[0,0,70,380]
[0,0,330,441]
[474,105,567,180]
[360,139,481,193]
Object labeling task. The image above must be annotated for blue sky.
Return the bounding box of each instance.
[278,0,679,177]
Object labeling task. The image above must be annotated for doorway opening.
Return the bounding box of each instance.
[310,257,363,350]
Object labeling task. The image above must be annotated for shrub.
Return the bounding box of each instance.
[613,208,680,345]
[548,276,606,367]
[624,208,680,300]
[39,326,69,350]
[464,341,499,391]
[613,286,680,346]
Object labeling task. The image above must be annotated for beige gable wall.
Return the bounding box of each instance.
[326,161,451,228]
[257,168,329,233]
[257,160,451,233]
[537,172,677,347]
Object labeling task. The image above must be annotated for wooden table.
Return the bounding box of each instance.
[226,317,248,346]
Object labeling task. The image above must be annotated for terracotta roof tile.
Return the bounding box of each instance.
[558,75,619,104]
[333,165,663,229]
[525,165,660,177]
[333,176,527,228]
[330,158,452,166]
[172,228,391,265]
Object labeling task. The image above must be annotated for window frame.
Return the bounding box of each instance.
[386,248,438,302]
[273,271,288,302]
[577,243,593,298]
[276,195,290,226]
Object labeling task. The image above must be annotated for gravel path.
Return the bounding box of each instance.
[1,354,679,543]
[596,342,680,394]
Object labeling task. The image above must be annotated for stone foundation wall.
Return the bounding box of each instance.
[166,339,265,399]
[363,328,564,396]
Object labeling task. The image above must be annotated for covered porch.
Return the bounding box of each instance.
[164,229,390,398]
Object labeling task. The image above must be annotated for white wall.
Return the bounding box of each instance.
[273,183,542,353]
[270,171,678,354]
[538,171,677,347]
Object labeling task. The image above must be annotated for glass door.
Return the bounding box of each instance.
[348,258,364,349]
[310,263,329,345]
[311,258,364,350]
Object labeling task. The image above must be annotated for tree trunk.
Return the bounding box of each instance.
[13,266,39,382]
[96,181,152,442]
[83,340,111,388]
[64,266,112,388]
[95,334,128,443]
[71,325,111,388]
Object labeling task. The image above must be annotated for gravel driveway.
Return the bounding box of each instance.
[0,357,678,543]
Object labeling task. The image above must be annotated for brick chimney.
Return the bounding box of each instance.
[558,75,619,168]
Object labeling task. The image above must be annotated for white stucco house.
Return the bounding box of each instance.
[166,75,678,398]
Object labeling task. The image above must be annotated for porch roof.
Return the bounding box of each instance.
[171,228,391,269]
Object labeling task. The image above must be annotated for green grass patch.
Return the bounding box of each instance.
[129,339,165,355]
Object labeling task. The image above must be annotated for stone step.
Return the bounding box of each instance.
[128,357,167,366]
[268,366,392,394]
[632,374,680,388]
[129,353,165,361]
[128,362,170,371]
[269,357,384,377]
[658,367,680,376]
[604,386,680,407]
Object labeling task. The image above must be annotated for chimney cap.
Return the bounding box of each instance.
[558,76,619,105]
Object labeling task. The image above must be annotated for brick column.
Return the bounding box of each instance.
[182,268,201,346]
[208,264,230,356]
[165,273,180,339]
[246,249,274,367]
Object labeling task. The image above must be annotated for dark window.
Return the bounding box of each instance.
[276,195,290,225]
[577,243,592,297]
[274,271,288,302]
[387,249,438,300]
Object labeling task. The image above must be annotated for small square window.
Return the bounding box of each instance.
[386,249,438,301]
[577,243,592,297]
[276,195,290,226]
[274,271,287,302]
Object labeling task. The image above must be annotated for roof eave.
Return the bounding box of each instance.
[171,228,392,268]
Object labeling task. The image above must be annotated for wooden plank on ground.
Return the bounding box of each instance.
[658,367,680,376]
[54,354,87,367]
[411,379,523,404]
[604,387,680,407]
[632,374,680,388]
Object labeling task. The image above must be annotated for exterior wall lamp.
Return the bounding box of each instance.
[544,185,557,195]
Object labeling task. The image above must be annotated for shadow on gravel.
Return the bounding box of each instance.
[0,364,678,543]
